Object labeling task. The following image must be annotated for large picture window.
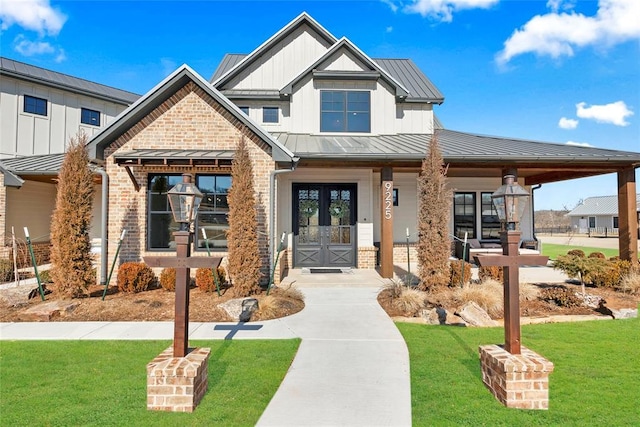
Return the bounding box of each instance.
[481,192,500,239]
[147,174,231,250]
[320,90,370,133]
[453,192,476,239]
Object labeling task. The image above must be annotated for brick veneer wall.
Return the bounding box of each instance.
[104,82,275,285]
[147,346,210,412]
[8,241,52,268]
[479,345,554,410]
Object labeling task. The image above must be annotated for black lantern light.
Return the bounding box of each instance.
[491,175,529,230]
[167,174,203,231]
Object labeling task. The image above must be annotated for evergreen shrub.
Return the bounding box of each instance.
[159,268,176,291]
[479,265,503,282]
[449,260,471,286]
[117,262,155,293]
[539,286,583,308]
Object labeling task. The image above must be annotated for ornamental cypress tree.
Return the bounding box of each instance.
[417,133,452,291]
[50,132,95,297]
[226,137,262,297]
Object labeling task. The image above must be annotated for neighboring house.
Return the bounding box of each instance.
[566,194,640,236]
[0,57,139,264]
[2,13,639,285]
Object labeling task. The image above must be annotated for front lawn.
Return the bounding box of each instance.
[0,339,299,426]
[398,317,639,426]
[541,243,619,260]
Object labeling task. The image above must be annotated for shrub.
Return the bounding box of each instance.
[159,268,176,291]
[271,283,304,301]
[539,286,583,308]
[567,249,585,258]
[479,265,503,283]
[591,259,632,288]
[117,262,155,293]
[449,260,471,287]
[618,270,640,295]
[455,282,503,319]
[588,251,606,259]
[195,268,216,292]
[39,270,52,284]
[393,287,427,317]
[0,259,13,282]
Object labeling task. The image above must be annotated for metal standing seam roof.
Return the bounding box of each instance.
[566,194,640,216]
[0,57,140,105]
[271,130,640,163]
[0,153,66,174]
[211,54,444,103]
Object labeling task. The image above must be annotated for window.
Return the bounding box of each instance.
[321,90,370,133]
[481,192,500,239]
[613,216,619,229]
[195,175,231,249]
[262,107,278,123]
[24,95,47,116]
[81,108,101,126]
[393,189,399,207]
[453,192,476,239]
[239,106,249,115]
[588,216,596,228]
[147,174,231,250]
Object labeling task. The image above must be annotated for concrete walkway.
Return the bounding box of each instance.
[0,269,411,427]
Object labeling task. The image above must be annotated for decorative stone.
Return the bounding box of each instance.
[218,297,259,321]
[18,300,79,321]
[147,346,210,412]
[611,308,638,319]
[479,345,554,410]
[420,308,441,325]
[457,301,498,327]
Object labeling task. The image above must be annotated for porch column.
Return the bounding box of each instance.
[617,167,638,264]
[380,167,394,278]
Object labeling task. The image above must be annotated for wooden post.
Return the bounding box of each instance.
[173,231,191,357]
[380,167,394,278]
[617,167,638,264]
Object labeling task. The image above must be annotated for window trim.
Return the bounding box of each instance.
[320,90,371,133]
[81,107,101,127]
[23,94,48,116]
[262,106,279,123]
[453,192,477,239]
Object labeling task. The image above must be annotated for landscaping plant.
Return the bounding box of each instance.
[49,132,95,297]
[226,137,263,297]
[416,133,452,291]
[117,262,155,293]
[159,268,176,291]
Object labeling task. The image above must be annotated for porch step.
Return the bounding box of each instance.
[302,267,353,274]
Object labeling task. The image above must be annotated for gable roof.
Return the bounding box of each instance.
[87,64,297,163]
[373,58,444,103]
[0,57,140,105]
[566,194,640,216]
[211,12,337,88]
[279,37,410,99]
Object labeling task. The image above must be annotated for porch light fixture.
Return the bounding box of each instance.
[167,173,203,231]
[491,175,529,230]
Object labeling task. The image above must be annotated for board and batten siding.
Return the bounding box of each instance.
[0,75,127,159]
[225,24,333,90]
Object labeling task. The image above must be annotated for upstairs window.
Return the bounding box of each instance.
[239,106,249,115]
[321,90,370,133]
[24,95,47,116]
[81,108,101,126]
[262,107,279,123]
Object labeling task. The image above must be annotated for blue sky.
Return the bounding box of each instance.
[1,0,638,210]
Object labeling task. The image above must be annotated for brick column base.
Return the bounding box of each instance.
[147,346,210,412]
[479,345,554,410]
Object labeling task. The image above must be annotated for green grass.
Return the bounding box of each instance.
[398,317,640,426]
[0,339,299,426]
[541,243,619,260]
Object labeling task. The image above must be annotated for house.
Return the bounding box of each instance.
[566,194,640,236]
[0,57,139,269]
[2,13,639,285]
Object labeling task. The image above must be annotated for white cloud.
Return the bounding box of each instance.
[576,101,634,126]
[160,58,178,77]
[383,0,498,22]
[496,0,640,65]
[546,0,577,13]
[0,0,66,35]
[558,117,579,129]
[386,26,394,33]
[13,34,65,61]
[565,141,593,147]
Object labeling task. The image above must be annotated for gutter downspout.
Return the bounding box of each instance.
[95,167,109,286]
[531,184,541,244]
[269,160,298,280]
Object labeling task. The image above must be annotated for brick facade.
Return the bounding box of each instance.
[147,346,210,412]
[479,345,554,410]
[104,81,275,284]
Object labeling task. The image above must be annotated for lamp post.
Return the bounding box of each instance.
[474,175,548,355]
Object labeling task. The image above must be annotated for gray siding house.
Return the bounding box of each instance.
[567,194,640,236]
